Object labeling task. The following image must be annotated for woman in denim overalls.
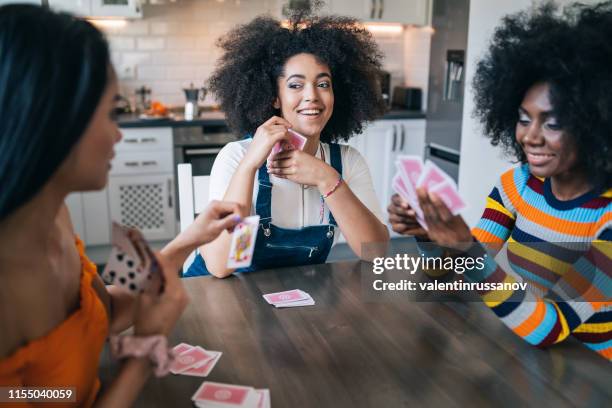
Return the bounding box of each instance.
[185,9,390,277]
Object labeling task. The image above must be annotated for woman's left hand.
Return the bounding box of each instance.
[267,149,339,190]
[416,187,473,250]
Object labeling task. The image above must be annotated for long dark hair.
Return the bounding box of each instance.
[0,4,111,221]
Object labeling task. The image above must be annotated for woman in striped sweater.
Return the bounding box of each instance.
[388,1,611,360]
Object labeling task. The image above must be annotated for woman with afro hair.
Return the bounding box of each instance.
[186,5,390,277]
[388,1,611,360]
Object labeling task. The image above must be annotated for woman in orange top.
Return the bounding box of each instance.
[0,5,242,407]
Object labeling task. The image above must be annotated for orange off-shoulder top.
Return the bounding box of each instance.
[0,238,109,407]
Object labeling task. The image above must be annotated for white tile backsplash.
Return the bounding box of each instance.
[137,37,166,51]
[105,0,431,109]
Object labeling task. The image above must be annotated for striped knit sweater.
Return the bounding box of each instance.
[468,164,611,360]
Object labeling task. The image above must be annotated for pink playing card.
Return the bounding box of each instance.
[172,343,193,355]
[255,389,270,408]
[392,173,429,231]
[227,215,260,269]
[397,155,424,188]
[192,382,256,407]
[169,346,215,374]
[268,129,307,162]
[416,160,455,191]
[287,129,307,150]
[180,351,222,377]
[392,174,414,203]
[263,289,308,304]
[429,181,467,215]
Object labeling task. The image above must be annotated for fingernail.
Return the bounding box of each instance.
[233,215,242,222]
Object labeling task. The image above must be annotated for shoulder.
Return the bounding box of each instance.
[497,164,535,195]
[593,189,612,239]
[334,143,367,168]
[211,139,251,173]
[218,139,251,159]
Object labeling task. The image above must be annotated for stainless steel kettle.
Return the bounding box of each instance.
[183,83,207,120]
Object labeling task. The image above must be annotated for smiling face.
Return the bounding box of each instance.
[274,53,334,139]
[56,71,122,192]
[515,82,580,179]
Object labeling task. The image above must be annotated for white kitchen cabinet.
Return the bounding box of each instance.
[108,126,176,241]
[65,190,112,245]
[328,0,430,25]
[0,1,42,5]
[272,0,429,24]
[48,0,142,18]
[48,0,91,16]
[90,0,142,19]
[345,118,425,233]
[108,173,176,241]
[82,189,111,245]
[346,121,395,215]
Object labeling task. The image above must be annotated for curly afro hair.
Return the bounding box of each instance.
[208,2,386,143]
[472,1,612,189]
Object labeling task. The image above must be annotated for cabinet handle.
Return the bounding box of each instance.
[370,0,376,19]
[400,124,405,151]
[167,179,173,208]
[392,125,397,152]
[379,0,384,19]
[140,137,157,143]
[124,161,139,167]
[124,138,138,144]
[141,160,158,166]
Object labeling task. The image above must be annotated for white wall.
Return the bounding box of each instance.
[458,0,532,227]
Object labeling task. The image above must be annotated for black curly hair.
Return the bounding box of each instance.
[472,0,612,189]
[208,2,386,143]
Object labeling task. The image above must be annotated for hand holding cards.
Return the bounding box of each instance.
[267,128,307,164]
[392,156,467,230]
[101,222,163,294]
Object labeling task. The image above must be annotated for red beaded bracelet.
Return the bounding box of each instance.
[319,176,343,223]
[322,176,343,199]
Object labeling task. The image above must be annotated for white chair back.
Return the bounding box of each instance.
[177,163,210,274]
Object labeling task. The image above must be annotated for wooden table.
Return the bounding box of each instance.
[99,261,611,407]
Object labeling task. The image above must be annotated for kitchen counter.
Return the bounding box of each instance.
[118,109,425,128]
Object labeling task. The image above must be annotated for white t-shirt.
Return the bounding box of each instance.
[208,139,385,244]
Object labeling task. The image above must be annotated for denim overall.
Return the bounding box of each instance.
[184,143,342,277]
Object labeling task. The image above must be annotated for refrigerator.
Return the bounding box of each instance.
[425,0,470,182]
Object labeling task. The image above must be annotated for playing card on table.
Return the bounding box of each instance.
[172,342,193,355]
[101,222,162,294]
[170,346,215,374]
[192,382,259,408]
[227,215,260,269]
[180,351,222,377]
[255,389,270,408]
[263,289,308,305]
[429,180,467,215]
[274,298,315,308]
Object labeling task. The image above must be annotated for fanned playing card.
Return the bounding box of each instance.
[101,222,162,294]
